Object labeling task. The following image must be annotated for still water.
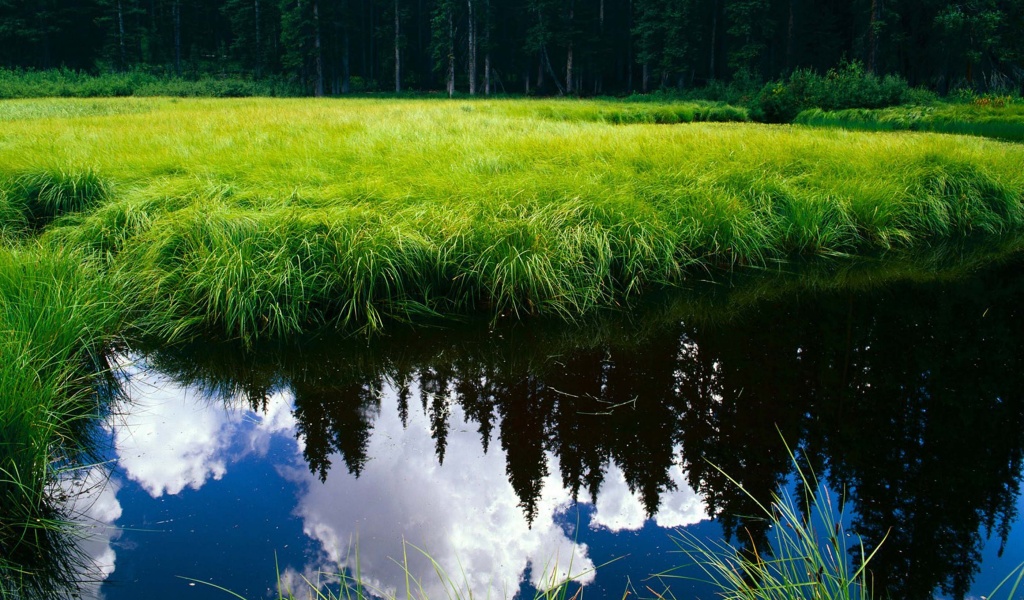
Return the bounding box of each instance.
[65,253,1024,600]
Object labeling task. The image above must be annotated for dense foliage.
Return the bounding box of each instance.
[0,0,1021,97]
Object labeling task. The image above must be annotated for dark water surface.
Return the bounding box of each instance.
[66,253,1024,600]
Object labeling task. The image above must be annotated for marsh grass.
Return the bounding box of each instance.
[1,97,1022,343]
[659,450,884,600]
[658,446,1024,600]
[487,99,750,124]
[795,104,1024,142]
[0,244,122,598]
[8,167,112,229]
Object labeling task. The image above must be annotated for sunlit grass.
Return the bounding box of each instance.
[795,103,1024,141]
[0,97,1018,340]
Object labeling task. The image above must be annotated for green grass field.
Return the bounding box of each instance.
[795,101,1024,141]
[2,97,1023,340]
[2,95,1024,597]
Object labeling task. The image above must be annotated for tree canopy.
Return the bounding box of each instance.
[0,0,1021,95]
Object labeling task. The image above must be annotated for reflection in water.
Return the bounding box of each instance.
[103,359,707,599]
[135,253,1024,600]
[56,468,122,600]
[19,249,1024,599]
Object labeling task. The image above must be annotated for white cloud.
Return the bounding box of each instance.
[281,383,596,600]
[109,367,237,497]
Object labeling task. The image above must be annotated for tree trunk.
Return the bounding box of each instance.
[565,0,574,94]
[254,0,262,77]
[173,0,181,76]
[369,0,375,83]
[314,0,324,96]
[709,0,717,79]
[786,0,795,71]
[566,43,574,94]
[485,53,491,95]
[115,0,126,71]
[642,61,649,93]
[418,0,427,86]
[342,25,351,92]
[394,0,401,92]
[867,0,882,74]
[447,8,455,96]
[467,0,477,94]
[542,46,565,95]
[483,0,490,94]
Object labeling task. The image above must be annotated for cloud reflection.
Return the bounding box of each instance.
[281,385,596,599]
[590,462,707,532]
[58,466,122,599]
[111,360,295,498]
[106,357,708,599]
[281,383,710,599]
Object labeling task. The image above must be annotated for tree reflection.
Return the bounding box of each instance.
[138,252,1024,600]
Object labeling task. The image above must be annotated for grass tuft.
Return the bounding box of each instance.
[0,244,122,598]
[660,446,884,600]
[8,167,111,229]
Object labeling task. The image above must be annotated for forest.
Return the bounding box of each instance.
[0,0,1022,97]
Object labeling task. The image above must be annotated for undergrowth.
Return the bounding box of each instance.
[0,67,301,98]
[795,103,1024,142]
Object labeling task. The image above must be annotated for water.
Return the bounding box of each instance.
[60,253,1024,600]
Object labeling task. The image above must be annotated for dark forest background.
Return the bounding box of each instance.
[0,0,1022,96]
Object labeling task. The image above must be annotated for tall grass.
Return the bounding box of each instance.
[0,244,122,598]
[2,97,1023,341]
[185,541,591,600]
[0,97,1013,340]
[795,102,1024,142]
[487,99,750,124]
[663,454,883,600]
[662,448,1024,600]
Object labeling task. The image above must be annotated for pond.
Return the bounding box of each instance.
[56,250,1024,600]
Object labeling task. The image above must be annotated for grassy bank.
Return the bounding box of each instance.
[0,244,122,598]
[0,97,1017,339]
[1,96,1023,342]
[795,101,1024,142]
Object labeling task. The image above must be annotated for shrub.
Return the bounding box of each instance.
[751,62,913,123]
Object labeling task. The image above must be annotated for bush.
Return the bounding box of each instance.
[0,68,303,99]
[751,62,914,123]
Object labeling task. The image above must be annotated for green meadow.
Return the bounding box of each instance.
[4,97,1024,340]
[2,95,1024,597]
[795,100,1024,142]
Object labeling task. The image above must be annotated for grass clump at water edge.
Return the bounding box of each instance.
[659,449,883,600]
[794,102,1024,142]
[0,244,123,598]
